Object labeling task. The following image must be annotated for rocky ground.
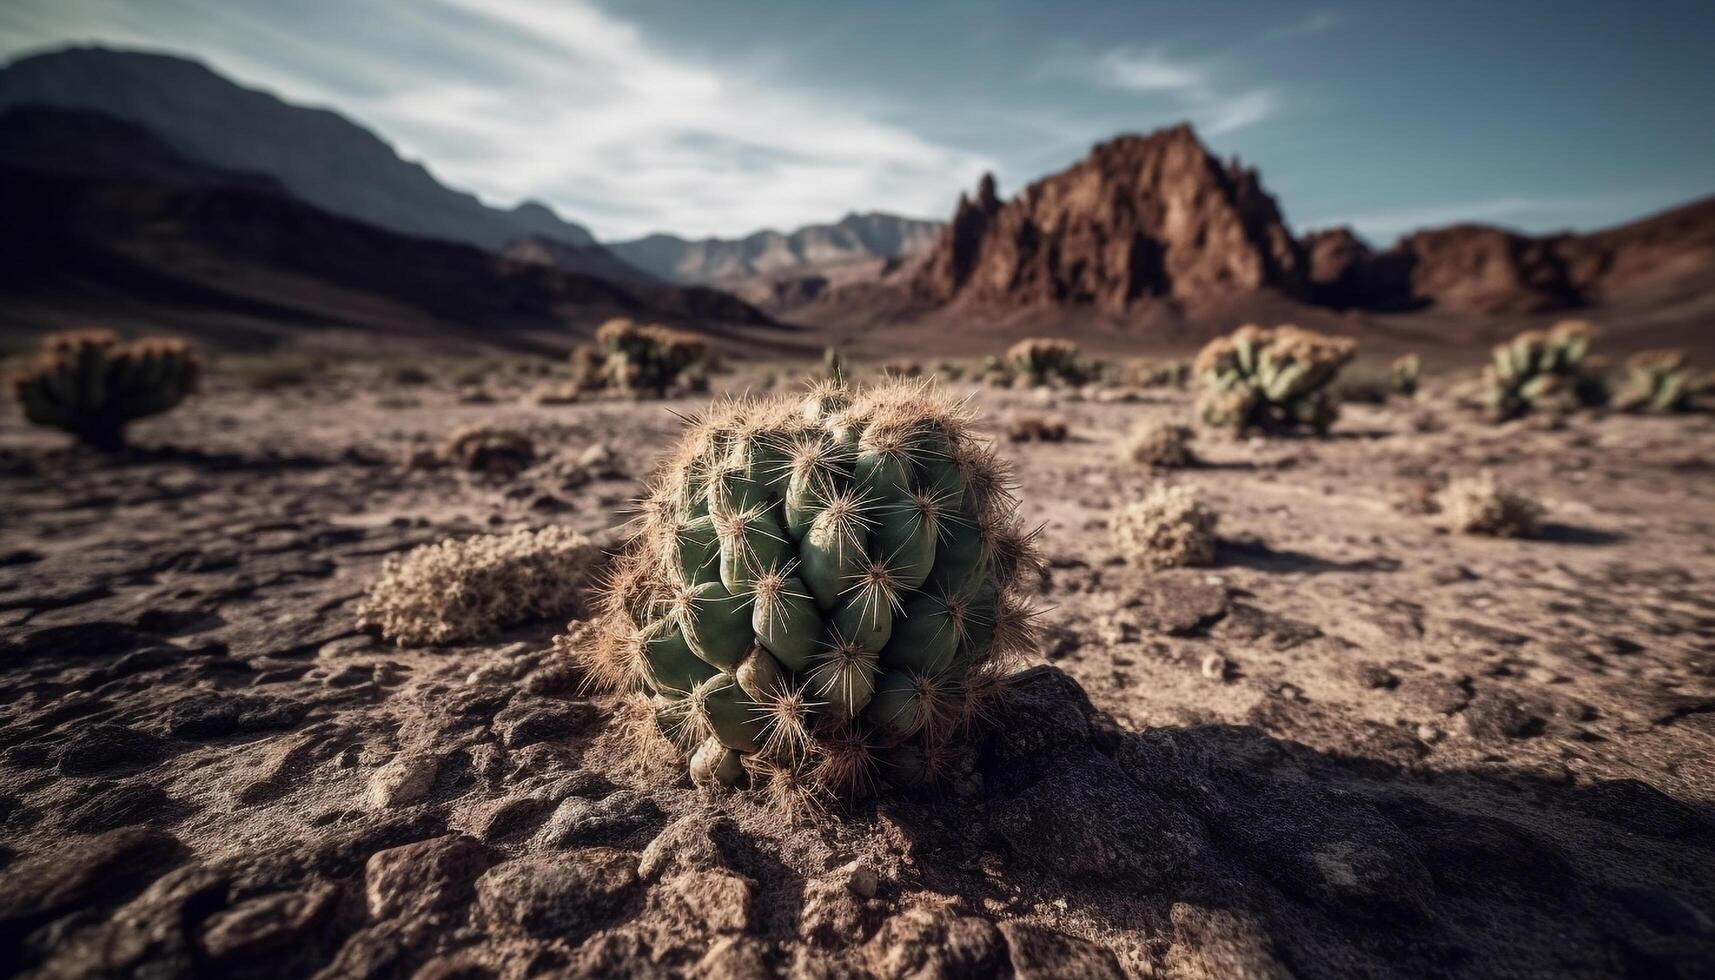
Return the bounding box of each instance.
[1,362,1712,979]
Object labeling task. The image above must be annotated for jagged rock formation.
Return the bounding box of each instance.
[913,126,1307,311]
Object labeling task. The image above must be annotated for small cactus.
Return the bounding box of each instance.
[593,318,709,396]
[1435,473,1542,538]
[1483,321,1607,421]
[1112,483,1218,569]
[1124,421,1195,468]
[1006,414,1068,443]
[1391,354,1421,397]
[1612,349,1703,414]
[1005,338,1095,387]
[576,378,1041,805]
[1193,325,1356,435]
[9,330,200,451]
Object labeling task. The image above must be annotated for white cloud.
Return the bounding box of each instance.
[0,0,995,239]
[1047,45,1280,135]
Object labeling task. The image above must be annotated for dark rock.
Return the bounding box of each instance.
[0,828,183,938]
[1136,578,1229,635]
[160,693,306,739]
[474,849,638,940]
[199,881,339,961]
[61,781,187,832]
[1461,691,1547,739]
[57,723,167,774]
[1578,779,1709,840]
[492,697,598,749]
[7,622,159,659]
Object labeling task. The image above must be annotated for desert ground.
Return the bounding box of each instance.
[1,357,1712,979]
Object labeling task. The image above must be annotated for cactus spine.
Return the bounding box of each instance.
[1193,324,1356,435]
[582,379,1040,805]
[9,330,200,450]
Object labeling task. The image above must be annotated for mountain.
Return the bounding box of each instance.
[608,212,941,284]
[0,46,635,277]
[1306,196,1715,314]
[913,126,1307,312]
[0,107,777,353]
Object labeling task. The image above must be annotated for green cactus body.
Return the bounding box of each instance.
[1192,325,1355,435]
[584,380,1038,803]
[1614,349,1702,414]
[10,330,200,450]
[593,318,709,396]
[1482,321,1609,421]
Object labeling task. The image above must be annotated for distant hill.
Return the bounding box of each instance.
[0,107,779,353]
[608,212,940,284]
[0,46,632,276]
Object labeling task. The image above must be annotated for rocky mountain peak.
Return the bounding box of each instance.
[913,123,1307,311]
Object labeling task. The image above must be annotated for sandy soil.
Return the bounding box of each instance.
[1,363,1712,979]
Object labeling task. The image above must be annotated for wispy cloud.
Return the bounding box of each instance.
[1044,45,1280,135]
[0,0,995,239]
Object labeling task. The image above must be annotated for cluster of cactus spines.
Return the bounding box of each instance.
[589,318,709,395]
[1613,349,1703,414]
[822,346,847,384]
[1483,320,1608,421]
[1005,338,1095,386]
[1391,354,1421,397]
[9,329,200,450]
[579,378,1042,808]
[1193,325,1356,435]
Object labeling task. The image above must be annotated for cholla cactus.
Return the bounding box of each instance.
[1193,325,1356,435]
[1483,321,1607,421]
[595,318,709,396]
[1612,349,1703,414]
[1435,473,1542,538]
[358,526,600,646]
[446,426,536,476]
[1112,484,1217,569]
[1392,354,1421,397]
[1005,338,1094,386]
[1124,421,1195,468]
[577,378,1041,804]
[9,330,200,450]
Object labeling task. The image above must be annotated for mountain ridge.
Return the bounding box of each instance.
[607,211,941,284]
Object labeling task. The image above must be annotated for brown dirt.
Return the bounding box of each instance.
[2,364,1712,978]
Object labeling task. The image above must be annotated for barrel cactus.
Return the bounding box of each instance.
[1612,349,1702,414]
[1483,321,1607,421]
[9,329,200,451]
[1005,338,1094,386]
[581,379,1041,805]
[1193,325,1356,435]
[593,318,709,396]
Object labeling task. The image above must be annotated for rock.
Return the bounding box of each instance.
[0,828,183,931]
[838,860,878,899]
[914,126,1307,311]
[639,813,728,881]
[1578,779,1709,840]
[1168,903,1293,980]
[474,850,638,940]
[1137,579,1230,635]
[536,791,663,849]
[663,869,755,934]
[60,781,185,832]
[1396,675,1472,716]
[363,835,491,920]
[998,921,1126,979]
[492,697,598,749]
[860,908,1005,979]
[160,693,305,739]
[697,937,771,980]
[367,751,439,809]
[1200,653,1229,681]
[56,723,166,775]
[199,881,339,961]
[1461,691,1547,739]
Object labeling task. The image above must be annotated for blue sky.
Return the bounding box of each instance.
[3,0,1713,242]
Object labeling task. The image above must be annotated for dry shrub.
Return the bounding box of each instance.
[1007,414,1068,442]
[1124,421,1194,468]
[1113,483,1218,569]
[1435,473,1543,538]
[358,526,601,645]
